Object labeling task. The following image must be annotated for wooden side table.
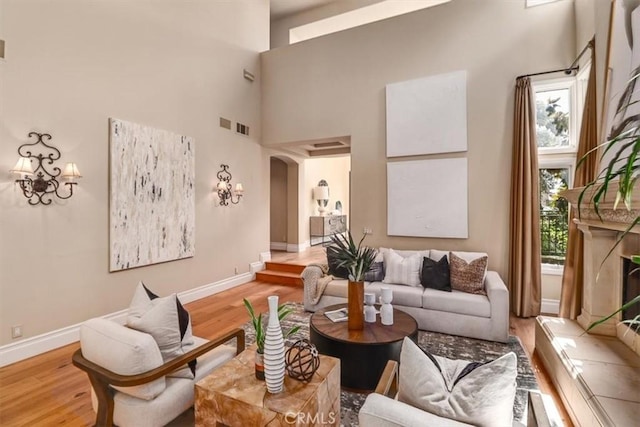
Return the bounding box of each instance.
[195,346,341,426]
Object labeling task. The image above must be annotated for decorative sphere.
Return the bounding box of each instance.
[285,339,320,382]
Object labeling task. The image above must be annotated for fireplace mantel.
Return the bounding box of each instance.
[562,183,640,233]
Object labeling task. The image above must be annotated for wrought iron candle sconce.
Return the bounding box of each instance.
[215,164,243,205]
[10,132,82,205]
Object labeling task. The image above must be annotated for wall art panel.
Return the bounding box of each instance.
[109,118,195,271]
[386,70,467,157]
[387,158,468,238]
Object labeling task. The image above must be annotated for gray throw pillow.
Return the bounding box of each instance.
[398,337,517,427]
[364,261,385,282]
[127,282,195,378]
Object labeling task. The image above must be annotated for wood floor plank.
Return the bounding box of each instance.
[0,247,572,426]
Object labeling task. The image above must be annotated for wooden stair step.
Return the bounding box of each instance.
[255,270,303,286]
[263,262,306,275]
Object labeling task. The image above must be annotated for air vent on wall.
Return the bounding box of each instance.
[236,122,249,136]
[219,117,231,130]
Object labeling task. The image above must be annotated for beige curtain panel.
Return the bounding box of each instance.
[509,77,542,318]
[559,40,598,319]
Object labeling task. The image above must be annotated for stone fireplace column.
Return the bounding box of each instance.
[576,225,621,336]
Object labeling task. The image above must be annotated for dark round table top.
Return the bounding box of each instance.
[310,303,418,346]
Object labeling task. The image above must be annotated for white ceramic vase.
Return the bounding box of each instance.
[263,295,285,393]
[380,287,394,326]
[364,293,377,323]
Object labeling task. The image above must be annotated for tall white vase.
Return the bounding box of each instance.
[263,295,285,393]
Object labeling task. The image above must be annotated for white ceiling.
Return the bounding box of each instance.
[270,0,339,20]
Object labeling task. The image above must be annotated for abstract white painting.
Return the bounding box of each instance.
[386,70,467,157]
[387,158,468,238]
[109,118,195,271]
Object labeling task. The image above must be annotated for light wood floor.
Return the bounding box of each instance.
[0,246,572,426]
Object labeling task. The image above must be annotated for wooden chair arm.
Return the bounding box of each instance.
[72,328,245,387]
[72,327,244,427]
[527,391,552,427]
[374,360,398,397]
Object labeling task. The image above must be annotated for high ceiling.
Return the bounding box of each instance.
[270,0,339,20]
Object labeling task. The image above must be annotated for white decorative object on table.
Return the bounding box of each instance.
[380,287,394,326]
[364,293,377,323]
[263,295,285,393]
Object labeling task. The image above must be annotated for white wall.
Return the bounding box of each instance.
[262,0,576,281]
[0,0,269,345]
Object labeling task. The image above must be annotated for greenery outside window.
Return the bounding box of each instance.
[534,77,582,274]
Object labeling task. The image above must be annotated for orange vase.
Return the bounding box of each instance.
[348,280,364,330]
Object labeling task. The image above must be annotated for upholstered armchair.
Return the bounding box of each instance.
[72,318,244,427]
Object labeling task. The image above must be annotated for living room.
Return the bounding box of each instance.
[0,0,632,426]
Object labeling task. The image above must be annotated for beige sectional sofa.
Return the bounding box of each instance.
[302,248,509,343]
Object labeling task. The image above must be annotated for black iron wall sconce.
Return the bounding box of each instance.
[10,132,82,205]
[215,164,243,205]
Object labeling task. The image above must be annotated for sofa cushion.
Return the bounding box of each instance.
[421,255,451,291]
[398,338,517,427]
[422,288,491,317]
[449,252,488,295]
[80,318,166,401]
[326,246,350,279]
[366,282,423,308]
[364,261,385,282]
[383,249,422,287]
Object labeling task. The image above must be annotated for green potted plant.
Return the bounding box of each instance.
[328,231,378,330]
[243,298,300,380]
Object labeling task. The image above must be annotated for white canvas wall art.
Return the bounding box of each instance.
[109,118,195,271]
[386,70,467,157]
[387,158,468,238]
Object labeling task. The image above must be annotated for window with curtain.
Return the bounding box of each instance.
[533,76,584,274]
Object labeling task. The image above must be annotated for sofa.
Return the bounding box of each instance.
[302,248,509,343]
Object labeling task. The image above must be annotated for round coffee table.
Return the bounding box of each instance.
[309,303,418,392]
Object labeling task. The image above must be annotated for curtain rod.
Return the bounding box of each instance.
[516,38,594,80]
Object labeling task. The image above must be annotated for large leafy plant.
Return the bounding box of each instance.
[243,298,300,353]
[328,231,377,282]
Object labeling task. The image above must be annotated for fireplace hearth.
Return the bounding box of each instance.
[535,184,640,427]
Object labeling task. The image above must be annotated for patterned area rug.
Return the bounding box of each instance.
[242,302,539,427]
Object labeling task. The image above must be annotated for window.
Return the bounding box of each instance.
[533,75,584,273]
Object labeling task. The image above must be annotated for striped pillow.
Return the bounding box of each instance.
[382,249,422,287]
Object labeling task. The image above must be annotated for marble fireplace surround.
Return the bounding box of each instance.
[535,184,640,426]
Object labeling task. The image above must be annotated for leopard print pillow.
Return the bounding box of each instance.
[449,252,487,295]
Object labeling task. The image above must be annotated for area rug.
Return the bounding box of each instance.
[242,302,539,427]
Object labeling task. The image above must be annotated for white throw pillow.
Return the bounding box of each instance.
[382,249,422,287]
[126,282,195,378]
[398,337,517,427]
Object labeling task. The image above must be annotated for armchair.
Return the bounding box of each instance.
[72,318,244,427]
[359,360,554,427]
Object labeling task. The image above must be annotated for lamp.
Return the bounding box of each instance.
[215,164,243,205]
[313,180,330,215]
[11,132,81,205]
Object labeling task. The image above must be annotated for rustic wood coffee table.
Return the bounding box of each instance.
[310,303,418,392]
[195,345,340,426]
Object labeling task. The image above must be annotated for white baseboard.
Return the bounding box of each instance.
[0,271,256,368]
[250,261,264,276]
[270,242,287,251]
[541,298,560,315]
[260,251,271,263]
[287,241,310,253]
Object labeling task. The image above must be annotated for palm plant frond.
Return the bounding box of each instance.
[328,230,377,281]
